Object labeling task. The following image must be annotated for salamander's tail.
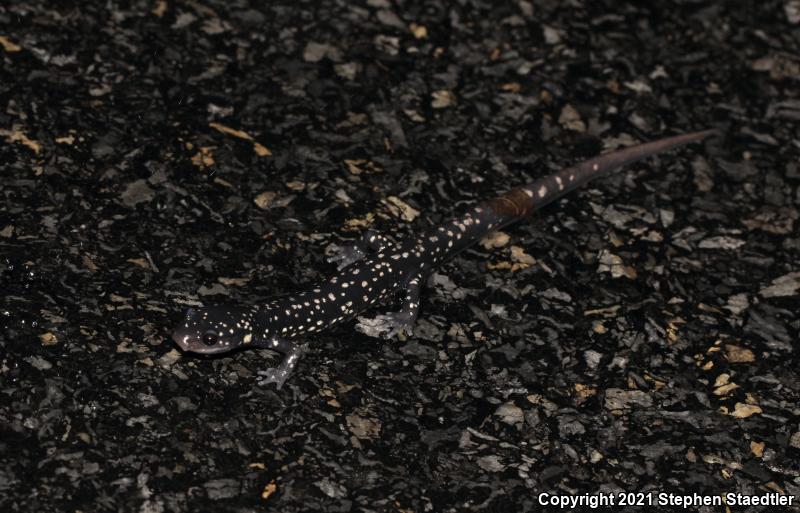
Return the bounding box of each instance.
[484,129,718,220]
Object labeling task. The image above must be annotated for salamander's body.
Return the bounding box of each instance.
[172,130,716,388]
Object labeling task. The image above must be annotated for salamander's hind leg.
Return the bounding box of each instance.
[356,276,421,339]
[254,337,308,390]
[328,229,391,270]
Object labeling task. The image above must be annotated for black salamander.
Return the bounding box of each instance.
[172,130,717,388]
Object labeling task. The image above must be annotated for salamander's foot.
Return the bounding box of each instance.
[327,243,366,271]
[257,343,307,390]
[356,311,415,339]
[328,230,391,270]
[257,368,289,390]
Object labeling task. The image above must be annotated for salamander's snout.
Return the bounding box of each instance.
[172,308,199,351]
[172,327,192,352]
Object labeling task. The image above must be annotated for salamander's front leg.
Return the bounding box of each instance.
[255,337,307,390]
[356,276,421,339]
[328,229,391,270]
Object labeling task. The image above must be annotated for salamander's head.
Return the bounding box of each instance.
[172,307,255,355]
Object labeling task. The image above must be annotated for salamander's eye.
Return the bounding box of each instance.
[202,331,218,346]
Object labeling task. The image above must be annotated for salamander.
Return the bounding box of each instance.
[172,129,717,388]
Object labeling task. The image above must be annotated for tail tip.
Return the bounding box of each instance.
[693,127,723,140]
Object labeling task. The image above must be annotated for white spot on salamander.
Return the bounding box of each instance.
[538,185,547,197]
